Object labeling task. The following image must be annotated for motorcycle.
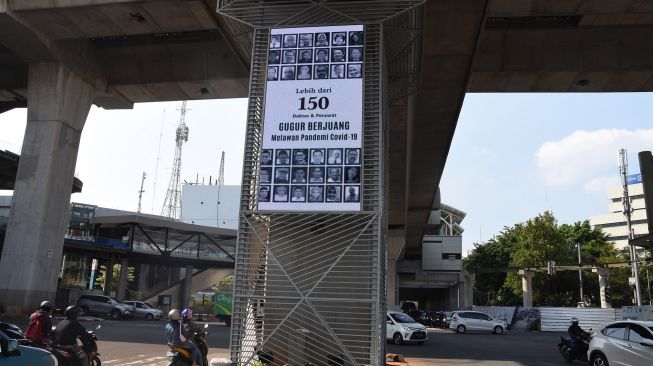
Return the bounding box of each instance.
[558,331,593,363]
[48,325,102,366]
[167,323,209,366]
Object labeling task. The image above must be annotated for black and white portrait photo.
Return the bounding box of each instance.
[274,167,290,184]
[326,167,342,183]
[331,48,346,62]
[267,66,278,81]
[327,148,342,164]
[275,149,291,165]
[325,186,341,202]
[349,31,363,46]
[315,48,329,63]
[332,32,347,46]
[260,167,272,183]
[283,34,297,48]
[347,64,362,79]
[349,47,363,62]
[345,148,361,164]
[291,167,307,183]
[292,149,308,165]
[308,186,324,202]
[259,186,271,202]
[344,166,360,183]
[273,185,289,202]
[330,64,345,79]
[281,66,296,80]
[314,65,329,79]
[269,35,281,49]
[268,50,280,64]
[310,149,325,165]
[297,65,312,80]
[308,167,325,183]
[298,49,313,63]
[282,49,297,64]
[344,185,360,202]
[315,32,330,47]
[261,149,273,165]
[299,33,313,47]
[290,186,306,202]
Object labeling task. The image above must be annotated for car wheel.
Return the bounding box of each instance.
[146,313,154,320]
[493,326,504,335]
[456,325,466,334]
[392,332,403,345]
[591,353,609,366]
[111,309,121,320]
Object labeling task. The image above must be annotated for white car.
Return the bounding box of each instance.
[588,320,653,366]
[386,311,427,344]
[449,311,507,334]
[124,300,163,320]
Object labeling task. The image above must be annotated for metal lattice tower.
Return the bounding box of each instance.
[137,171,147,213]
[161,101,190,220]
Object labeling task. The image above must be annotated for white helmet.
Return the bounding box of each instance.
[168,309,181,320]
[570,317,579,324]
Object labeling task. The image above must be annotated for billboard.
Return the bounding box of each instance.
[258,25,364,211]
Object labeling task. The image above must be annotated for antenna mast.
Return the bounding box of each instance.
[137,171,147,213]
[217,151,225,227]
[151,108,165,213]
[161,101,190,220]
[619,148,642,305]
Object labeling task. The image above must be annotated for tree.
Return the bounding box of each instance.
[212,275,233,293]
[94,263,135,293]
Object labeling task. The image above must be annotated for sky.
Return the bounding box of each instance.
[1,93,652,254]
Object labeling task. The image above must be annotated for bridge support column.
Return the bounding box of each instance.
[460,272,474,309]
[0,63,94,315]
[597,266,611,309]
[519,270,534,307]
[116,257,129,301]
[104,257,115,296]
[181,265,193,309]
[387,231,405,307]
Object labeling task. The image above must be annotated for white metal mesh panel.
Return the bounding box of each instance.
[231,22,387,365]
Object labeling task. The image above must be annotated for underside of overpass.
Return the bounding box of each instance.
[2,0,653,312]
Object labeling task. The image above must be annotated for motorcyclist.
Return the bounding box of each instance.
[568,317,589,355]
[53,306,89,366]
[181,308,198,335]
[25,300,54,345]
[166,308,204,366]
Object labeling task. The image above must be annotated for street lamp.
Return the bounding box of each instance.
[577,243,583,304]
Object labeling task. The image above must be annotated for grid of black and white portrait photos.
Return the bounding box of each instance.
[267,30,364,82]
[259,147,361,204]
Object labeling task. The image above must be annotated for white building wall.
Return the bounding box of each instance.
[422,235,462,271]
[180,185,240,230]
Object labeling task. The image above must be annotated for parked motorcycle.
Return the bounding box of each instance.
[167,323,209,366]
[558,332,593,363]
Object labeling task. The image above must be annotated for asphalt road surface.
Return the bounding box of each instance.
[2,318,572,366]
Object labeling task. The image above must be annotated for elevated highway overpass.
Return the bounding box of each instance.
[2,0,653,312]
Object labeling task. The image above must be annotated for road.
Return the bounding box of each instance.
[1,318,571,365]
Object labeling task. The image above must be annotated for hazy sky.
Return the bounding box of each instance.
[1,93,652,254]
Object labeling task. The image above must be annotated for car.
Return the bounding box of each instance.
[0,324,58,366]
[386,311,427,345]
[588,320,653,366]
[449,311,507,334]
[77,294,135,320]
[124,300,163,320]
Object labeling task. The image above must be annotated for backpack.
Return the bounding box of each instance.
[25,312,46,341]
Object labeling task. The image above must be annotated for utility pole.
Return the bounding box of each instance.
[619,148,642,305]
[647,269,652,306]
[137,171,147,213]
[216,151,225,227]
[577,243,584,304]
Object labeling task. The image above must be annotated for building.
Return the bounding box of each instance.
[590,176,649,249]
[181,184,240,230]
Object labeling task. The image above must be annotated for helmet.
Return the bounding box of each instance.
[181,308,193,320]
[64,306,82,319]
[570,317,579,324]
[168,309,181,320]
[39,301,54,311]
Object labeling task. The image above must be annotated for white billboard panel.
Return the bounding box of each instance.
[258,25,364,212]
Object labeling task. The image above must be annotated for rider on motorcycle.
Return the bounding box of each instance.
[568,317,590,354]
[166,309,204,366]
[53,306,89,366]
[25,300,54,346]
[181,308,198,335]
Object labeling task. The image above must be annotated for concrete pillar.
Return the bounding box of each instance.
[104,257,115,296]
[0,63,94,314]
[460,272,474,309]
[181,265,194,309]
[597,266,611,309]
[387,230,405,307]
[137,264,150,292]
[116,258,129,301]
[519,270,534,307]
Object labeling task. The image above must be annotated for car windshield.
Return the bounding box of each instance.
[144,303,155,309]
[391,313,417,324]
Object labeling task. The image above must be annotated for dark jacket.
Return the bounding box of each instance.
[568,323,586,339]
[54,319,87,346]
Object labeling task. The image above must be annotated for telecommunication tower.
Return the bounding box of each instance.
[216,151,225,227]
[161,101,190,219]
[137,171,147,213]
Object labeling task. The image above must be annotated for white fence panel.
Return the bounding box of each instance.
[539,307,621,332]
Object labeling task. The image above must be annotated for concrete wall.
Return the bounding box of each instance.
[422,235,462,271]
[181,185,240,230]
[590,183,648,249]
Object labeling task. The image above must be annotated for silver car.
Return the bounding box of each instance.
[77,294,135,320]
[124,300,163,320]
[588,320,653,366]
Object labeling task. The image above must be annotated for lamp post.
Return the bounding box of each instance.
[577,243,583,304]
